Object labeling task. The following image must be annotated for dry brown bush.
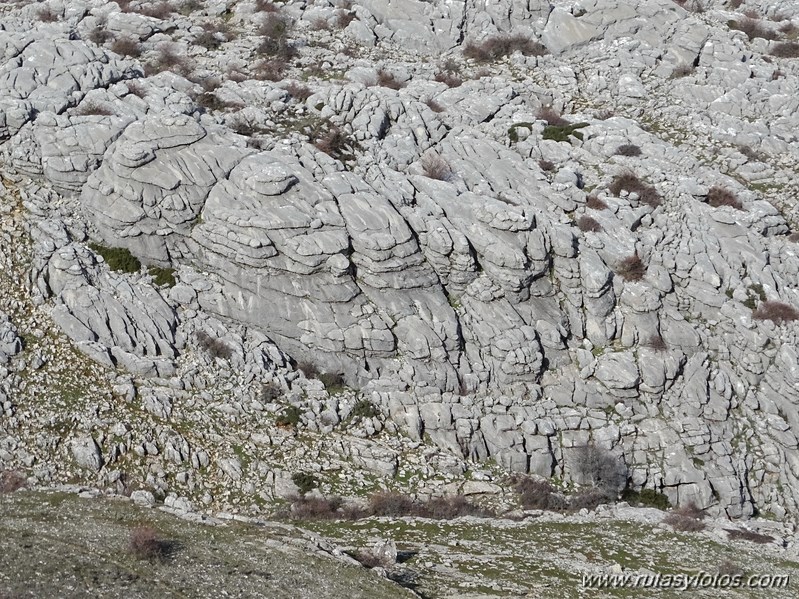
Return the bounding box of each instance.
[74,101,115,116]
[752,301,799,324]
[463,35,547,61]
[512,477,568,511]
[196,330,234,360]
[139,1,174,19]
[111,37,142,58]
[145,46,193,77]
[577,215,602,233]
[36,7,59,22]
[257,14,296,59]
[0,471,26,494]
[608,172,662,207]
[616,254,647,282]
[771,42,799,58]
[730,17,778,41]
[586,195,608,210]
[252,58,288,81]
[425,99,444,113]
[537,106,569,127]
[725,528,775,544]
[538,159,555,172]
[129,526,165,560]
[434,71,462,88]
[615,144,642,157]
[375,69,404,90]
[421,154,453,181]
[705,185,743,210]
[644,334,668,352]
[285,82,313,101]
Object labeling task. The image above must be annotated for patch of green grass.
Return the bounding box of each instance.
[543,122,589,142]
[508,122,534,143]
[148,266,176,287]
[89,243,141,274]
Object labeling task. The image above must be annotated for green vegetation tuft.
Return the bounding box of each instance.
[543,122,589,142]
[148,266,176,287]
[89,243,141,273]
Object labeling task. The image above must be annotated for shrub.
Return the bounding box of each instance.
[615,144,642,157]
[543,123,588,143]
[148,266,176,287]
[138,1,174,19]
[275,405,302,427]
[664,510,706,532]
[89,243,141,273]
[259,381,281,402]
[537,107,569,127]
[145,47,193,78]
[426,99,444,113]
[368,491,416,517]
[195,330,234,360]
[350,399,378,419]
[336,10,356,29]
[421,154,453,181]
[643,334,667,352]
[318,372,346,393]
[36,7,59,22]
[608,172,661,207]
[87,26,112,45]
[571,446,627,494]
[194,31,223,51]
[196,92,243,112]
[375,69,404,90]
[463,35,547,61]
[728,0,743,7]
[705,185,743,210]
[569,488,613,512]
[257,14,296,60]
[586,195,608,210]
[616,253,647,282]
[126,80,148,98]
[290,495,343,519]
[513,477,568,511]
[252,58,288,82]
[434,71,462,88]
[788,232,799,243]
[292,472,319,495]
[671,64,695,78]
[622,488,671,510]
[285,82,313,101]
[577,215,602,233]
[312,124,358,162]
[725,528,774,544]
[111,37,142,57]
[351,548,393,569]
[752,300,799,324]
[0,470,26,494]
[729,17,778,41]
[297,361,320,379]
[74,101,114,116]
[129,526,165,560]
[770,42,799,58]
[538,159,555,172]
[254,0,280,11]
[423,495,492,519]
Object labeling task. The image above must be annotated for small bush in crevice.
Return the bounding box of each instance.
[538,159,555,172]
[374,69,404,90]
[664,502,706,532]
[425,98,444,113]
[275,405,302,427]
[463,35,547,62]
[36,7,59,22]
[336,10,356,29]
[537,107,570,127]
[318,372,346,394]
[643,334,668,352]
[621,488,671,510]
[0,470,26,494]
[704,185,743,210]
[291,472,319,495]
[195,330,234,360]
[289,495,344,519]
[725,528,775,544]
[87,26,112,45]
[311,123,360,163]
[129,526,166,561]
[285,82,313,101]
[111,37,142,58]
[196,92,244,112]
[752,300,799,324]
[350,399,379,420]
[421,154,453,181]
[512,477,568,511]
[570,445,627,495]
[145,46,193,78]
[259,380,281,402]
[671,64,695,78]
[434,70,462,88]
[586,195,608,210]
[74,101,114,116]
[729,17,778,41]
[148,266,176,287]
[89,243,141,273]
[577,215,602,233]
[252,58,288,82]
[615,144,642,157]
[257,13,296,60]
[297,361,320,379]
[254,0,280,12]
[770,42,799,58]
[350,548,394,570]
[615,253,647,282]
[608,172,662,207]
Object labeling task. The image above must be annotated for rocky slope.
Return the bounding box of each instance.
[2,0,799,525]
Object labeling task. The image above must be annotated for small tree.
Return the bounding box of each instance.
[570,445,627,496]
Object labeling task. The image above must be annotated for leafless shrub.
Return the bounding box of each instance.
[312,124,358,162]
[569,488,613,512]
[730,17,778,41]
[74,101,115,116]
[290,495,344,520]
[196,330,234,360]
[577,215,602,233]
[297,361,320,379]
[87,26,112,45]
[252,58,288,81]
[139,1,175,19]
[778,21,798,37]
[512,476,568,511]
[671,64,695,78]
[254,0,280,11]
[125,80,148,98]
[367,491,417,517]
[194,21,234,51]
[421,154,453,181]
[259,380,281,402]
[111,37,142,58]
[537,106,569,127]
[705,185,743,210]
[538,159,555,172]
[615,144,642,157]
[771,68,785,80]
[351,548,394,569]
[616,253,647,282]
[375,69,404,90]
[644,334,668,352]
[594,108,615,120]
[771,42,799,58]
[737,145,762,162]
[725,528,775,544]
[196,92,243,112]
[463,35,547,62]
[0,470,26,494]
[145,46,193,77]
[586,195,608,210]
[257,14,296,60]
[129,526,166,560]
[788,232,799,243]
[367,491,491,519]
[434,70,462,88]
[570,445,627,494]
[36,7,59,22]
[425,98,444,113]
[336,10,356,29]
[608,172,661,207]
[752,301,799,324]
[285,82,313,101]
[664,504,706,532]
